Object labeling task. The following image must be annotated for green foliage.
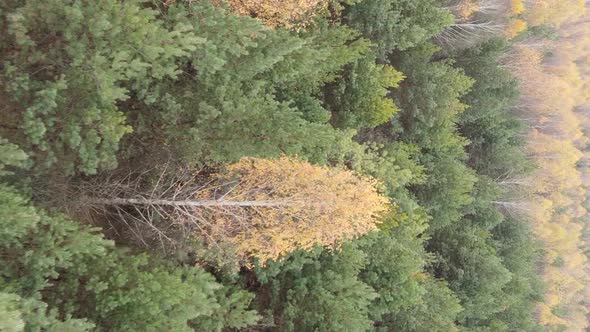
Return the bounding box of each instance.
[0,184,106,330]
[254,244,377,332]
[134,4,371,166]
[355,142,426,201]
[0,186,110,294]
[463,175,505,230]
[345,0,453,58]
[326,54,404,129]
[491,218,544,331]
[423,40,541,331]
[0,0,200,174]
[393,43,474,146]
[392,42,477,230]
[0,292,25,332]
[0,138,28,176]
[165,14,363,163]
[0,184,258,331]
[0,1,547,331]
[452,39,531,177]
[356,219,430,327]
[389,276,462,332]
[417,152,478,230]
[1,0,371,174]
[430,222,513,325]
[251,214,464,331]
[194,286,260,331]
[0,291,95,332]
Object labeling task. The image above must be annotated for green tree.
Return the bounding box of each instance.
[0,184,258,331]
[0,138,28,176]
[392,42,477,230]
[357,216,433,328]
[452,39,530,177]
[1,0,370,174]
[345,0,453,58]
[490,217,544,331]
[254,244,377,332]
[429,222,513,327]
[326,54,404,129]
[0,0,202,174]
[388,276,462,332]
[139,5,370,166]
[393,43,474,146]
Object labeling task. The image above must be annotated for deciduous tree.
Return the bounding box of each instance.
[86,157,389,264]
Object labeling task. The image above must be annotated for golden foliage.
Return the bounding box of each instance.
[505,19,527,38]
[456,0,478,20]
[507,26,590,329]
[195,156,389,264]
[222,0,329,29]
[510,0,525,15]
[524,0,586,27]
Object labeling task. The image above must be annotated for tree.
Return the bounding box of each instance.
[0,292,27,332]
[505,19,528,38]
[345,0,453,58]
[510,0,525,15]
[437,21,506,48]
[0,0,200,174]
[2,0,579,330]
[443,0,512,18]
[252,243,378,332]
[0,0,370,174]
[393,43,474,147]
[524,0,586,27]
[452,39,528,177]
[357,216,439,328]
[136,4,369,167]
[438,0,528,48]
[0,138,28,177]
[491,217,544,331]
[325,54,404,129]
[0,183,259,331]
[387,276,462,332]
[391,42,477,230]
[85,157,389,264]
[429,222,513,326]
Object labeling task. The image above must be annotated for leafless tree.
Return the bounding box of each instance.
[436,20,505,47]
[438,0,509,48]
[74,164,255,252]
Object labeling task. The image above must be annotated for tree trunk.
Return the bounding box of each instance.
[88,197,290,207]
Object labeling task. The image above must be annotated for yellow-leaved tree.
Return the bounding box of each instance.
[505,19,527,38]
[501,20,590,329]
[86,156,389,264]
[510,0,525,15]
[524,0,586,27]
[201,157,389,263]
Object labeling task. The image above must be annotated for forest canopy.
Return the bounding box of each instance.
[1,0,589,331]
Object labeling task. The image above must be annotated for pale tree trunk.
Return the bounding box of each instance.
[491,200,531,211]
[89,197,291,207]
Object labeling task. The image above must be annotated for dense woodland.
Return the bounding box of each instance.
[1,0,590,331]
